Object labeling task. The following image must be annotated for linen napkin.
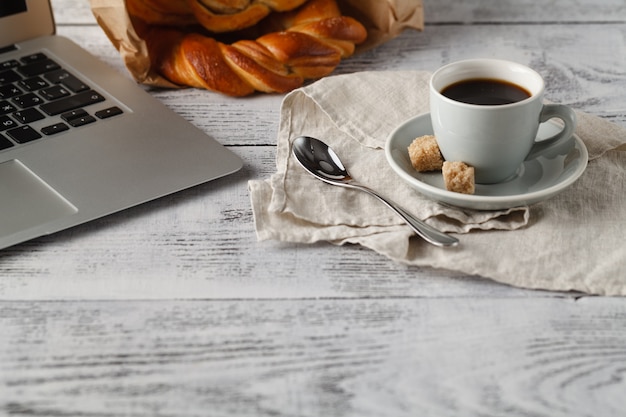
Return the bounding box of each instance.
[249,71,626,296]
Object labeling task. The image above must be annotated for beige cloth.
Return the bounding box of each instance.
[249,71,626,295]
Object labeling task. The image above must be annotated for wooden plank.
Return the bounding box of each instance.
[2,297,625,416]
[50,0,94,24]
[423,0,626,23]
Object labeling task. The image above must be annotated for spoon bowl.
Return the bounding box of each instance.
[292,136,350,183]
[292,136,459,247]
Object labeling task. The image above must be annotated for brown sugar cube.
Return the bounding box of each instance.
[442,161,475,194]
[407,135,444,172]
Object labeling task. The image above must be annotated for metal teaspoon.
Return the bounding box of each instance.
[291,136,459,248]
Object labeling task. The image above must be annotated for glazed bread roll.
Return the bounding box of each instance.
[126,0,367,96]
[128,0,309,32]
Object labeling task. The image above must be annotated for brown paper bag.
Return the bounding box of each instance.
[89,0,424,89]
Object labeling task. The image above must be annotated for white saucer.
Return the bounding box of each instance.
[385,113,588,210]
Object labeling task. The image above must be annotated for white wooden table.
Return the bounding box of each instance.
[1,0,625,415]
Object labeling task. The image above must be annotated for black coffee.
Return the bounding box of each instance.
[441,78,531,105]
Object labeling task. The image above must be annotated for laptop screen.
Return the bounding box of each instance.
[0,0,55,49]
[0,1,28,17]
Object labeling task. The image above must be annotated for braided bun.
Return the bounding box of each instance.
[127,0,367,96]
[126,0,196,27]
[128,0,311,33]
[189,0,310,33]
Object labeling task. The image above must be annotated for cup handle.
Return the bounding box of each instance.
[526,104,577,160]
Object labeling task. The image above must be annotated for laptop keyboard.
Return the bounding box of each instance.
[0,52,123,151]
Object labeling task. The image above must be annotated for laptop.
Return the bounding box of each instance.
[0,1,243,250]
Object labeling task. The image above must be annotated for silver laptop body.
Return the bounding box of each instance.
[0,0,243,250]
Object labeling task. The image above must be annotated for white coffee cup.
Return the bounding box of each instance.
[429,59,577,184]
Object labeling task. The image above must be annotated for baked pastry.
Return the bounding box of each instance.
[126,0,367,96]
[188,0,311,33]
[127,0,310,33]
[442,161,475,195]
[126,0,197,27]
[407,135,444,171]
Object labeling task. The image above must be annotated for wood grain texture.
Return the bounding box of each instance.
[2,298,625,416]
[1,0,625,415]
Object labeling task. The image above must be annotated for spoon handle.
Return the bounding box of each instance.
[349,183,460,247]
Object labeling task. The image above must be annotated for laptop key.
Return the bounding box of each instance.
[0,60,20,70]
[41,122,70,136]
[0,115,19,131]
[61,76,89,93]
[0,69,22,85]
[61,108,96,127]
[40,90,105,115]
[95,106,123,119]
[0,133,14,150]
[20,53,49,63]
[0,100,18,115]
[39,85,70,101]
[0,84,23,99]
[67,115,96,127]
[45,70,89,93]
[6,125,42,143]
[18,59,61,77]
[19,76,49,91]
[13,108,45,124]
[61,109,89,122]
[12,93,44,108]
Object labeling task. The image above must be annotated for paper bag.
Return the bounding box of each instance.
[89,0,424,88]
